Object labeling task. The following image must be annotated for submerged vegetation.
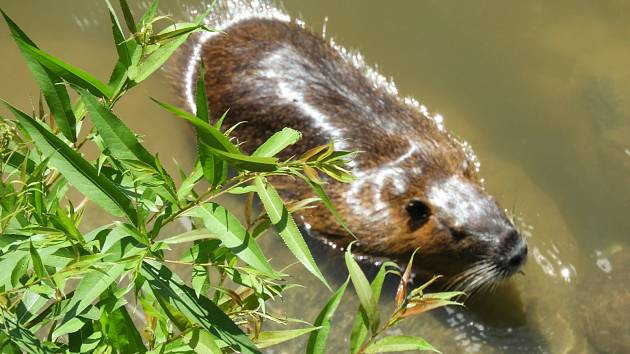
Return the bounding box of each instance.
[0,1,461,352]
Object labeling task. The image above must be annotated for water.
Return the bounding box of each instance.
[1,0,628,353]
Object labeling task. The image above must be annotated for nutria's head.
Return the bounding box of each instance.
[300,104,528,292]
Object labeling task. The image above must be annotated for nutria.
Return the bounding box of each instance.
[172,0,527,292]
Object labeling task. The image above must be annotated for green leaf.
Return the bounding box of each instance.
[227,184,257,195]
[28,242,46,279]
[5,102,137,222]
[202,143,279,172]
[252,127,301,157]
[350,307,369,354]
[52,205,85,244]
[185,203,278,277]
[177,160,203,201]
[79,88,152,163]
[138,0,160,28]
[1,11,111,98]
[255,176,330,289]
[151,98,240,154]
[131,17,210,83]
[345,243,377,329]
[255,327,320,349]
[52,317,86,340]
[363,336,440,353]
[78,88,176,202]
[194,62,229,187]
[65,263,125,316]
[2,151,36,174]
[141,260,260,354]
[1,10,77,141]
[299,172,355,238]
[119,0,137,33]
[100,292,146,353]
[199,144,229,187]
[105,0,134,93]
[16,291,48,325]
[349,262,393,354]
[0,313,52,354]
[306,278,349,354]
[22,43,112,98]
[162,228,216,245]
[195,60,209,123]
[182,329,222,354]
[131,36,190,83]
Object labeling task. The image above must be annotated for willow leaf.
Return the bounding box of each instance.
[151,98,240,154]
[4,101,137,222]
[255,176,329,289]
[141,260,260,354]
[185,203,278,277]
[202,143,279,172]
[252,127,301,157]
[345,244,377,331]
[195,60,228,186]
[0,313,52,354]
[307,278,349,354]
[1,10,77,141]
[65,263,125,316]
[1,11,111,98]
[256,327,320,349]
[364,335,439,353]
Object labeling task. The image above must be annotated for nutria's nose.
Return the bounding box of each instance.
[499,230,528,270]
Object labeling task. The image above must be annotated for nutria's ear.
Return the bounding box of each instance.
[406,199,431,231]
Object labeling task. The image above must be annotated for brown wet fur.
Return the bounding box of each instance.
[170,14,526,284]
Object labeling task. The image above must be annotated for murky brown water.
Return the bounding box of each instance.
[1,1,628,353]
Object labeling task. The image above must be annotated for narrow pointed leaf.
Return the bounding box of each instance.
[0,313,51,354]
[252,127,301,157]
[363,336,439,353]
[119,0,137,33]
[79,89,176,202]
[256,327,320,349]
[255,176,329,289]
[105,0,133,92]
[79,88,153,163]
[195,60,209,123]
[345,244,376,329]
[185,203,277,277]
[1,10,76,141]
[141,260,260,354]
[151,98,240,154]
[100,298,146,353]
[306,278,349,354]
[194,61,228,186]
[28,242,46,279]
[150,23,209,43]
[162,229,216,245]
[65,263,125,315]
[396,249,418,307]
[131,14,211,83]
[1,12,111,98]
[202,143,279,172]
[297,172,355,237]
[5,102,137,222]
[138,0,160,28]
[182,329,221,354]
[350,261,392,353]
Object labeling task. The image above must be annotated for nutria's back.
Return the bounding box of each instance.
[173,0,527,292]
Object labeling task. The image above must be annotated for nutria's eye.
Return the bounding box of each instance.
[406,199,431,231]
[449,228,467,241]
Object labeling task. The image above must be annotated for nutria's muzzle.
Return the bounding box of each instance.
[496,229,528,274]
